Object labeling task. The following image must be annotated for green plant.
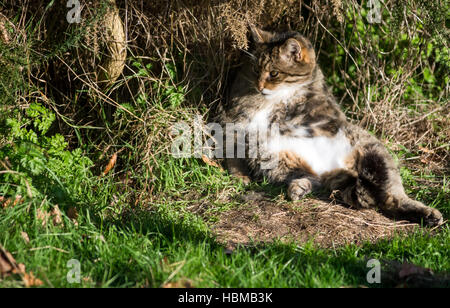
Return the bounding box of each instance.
[0,103,94,207]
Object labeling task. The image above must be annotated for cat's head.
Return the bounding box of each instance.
[249,26,316,96]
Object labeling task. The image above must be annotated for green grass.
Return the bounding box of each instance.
[0,98,448,288]
[1,158,449,288]
[1,209,448,288]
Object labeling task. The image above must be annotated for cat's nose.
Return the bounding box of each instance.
[257,81,265,92]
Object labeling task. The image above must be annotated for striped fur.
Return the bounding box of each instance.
[219,28,443,226]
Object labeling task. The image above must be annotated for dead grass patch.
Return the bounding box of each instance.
[210,191,418,249]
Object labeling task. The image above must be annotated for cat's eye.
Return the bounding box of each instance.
[270,71,279,78]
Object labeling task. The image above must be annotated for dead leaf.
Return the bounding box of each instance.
[67,207,79,226]
[82,276,93,284]
[0,245,43,286]
[15,263,26,275]
[102,152,118,176]
[36,208,50,227]
[22,271,44,287]
[0,15,11,43]
[381,260,448,287]
[95,235,106,243]
[0,245,25,277]
[13,195,23,207]
[160,256,169,269]
[51,205,64,226]
[0,245,17,276]
[36,206,65,227]
[418,146,435,154]
[201,155,223,170]
[20,231,30,244]
[1,197,11,208]
[0,194,21,208]
[67,207,78,220]
[162,278,193,288]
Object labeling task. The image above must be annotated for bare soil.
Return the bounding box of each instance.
[209,191,419,249]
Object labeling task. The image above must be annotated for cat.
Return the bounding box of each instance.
[219,26,443,227]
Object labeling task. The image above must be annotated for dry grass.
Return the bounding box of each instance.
[96,0,127,86]
[209,191,418,249]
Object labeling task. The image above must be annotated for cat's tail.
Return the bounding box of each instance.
[323,143,443,226]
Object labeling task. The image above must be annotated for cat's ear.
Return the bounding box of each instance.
[249,24,274,44]
[280,38,303,62]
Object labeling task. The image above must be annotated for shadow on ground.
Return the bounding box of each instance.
[192,189,420,249]
[101,194,449,288]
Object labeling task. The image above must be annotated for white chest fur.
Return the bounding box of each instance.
[247,105,353,176]
[268,129,353,175]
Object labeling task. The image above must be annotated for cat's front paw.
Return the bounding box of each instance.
[236,175,251,186]
[288,178,312,201]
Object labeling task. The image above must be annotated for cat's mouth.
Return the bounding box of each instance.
[260,89,274,95]
[259,85,308,101]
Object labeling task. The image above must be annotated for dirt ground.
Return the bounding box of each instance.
[206,191,419,249]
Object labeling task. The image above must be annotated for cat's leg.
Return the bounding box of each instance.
[265,150,320,200]
[382,195,443,227]
[226,158,251,185]
[321,168,359,207]
[357,143,442,226]
[287,176,320,201]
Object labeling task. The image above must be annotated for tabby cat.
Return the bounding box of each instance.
[219,26,443,226]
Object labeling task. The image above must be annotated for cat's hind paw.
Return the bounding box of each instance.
[422,208,444,227]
